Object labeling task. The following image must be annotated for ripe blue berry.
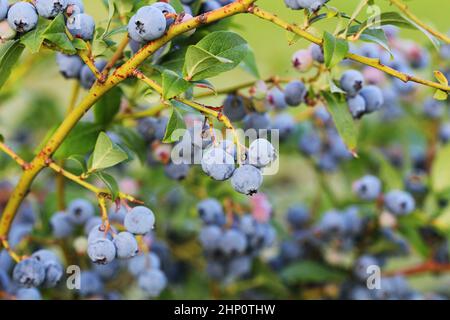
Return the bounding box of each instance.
[248,138,277,168]
[56,53,83,79]
[359,85,384,113]
[318,210,346,237]
[201,147,236,181]
[77,271,104,297]
[50,211,74,238]
[7,2,39,33]
[124,206,155,235]
[347,94,367,119]
[197,198,225,225]
[286,205,310,229]
[67,198,94,225]
[16,287,42,300]
[384,190,415,216]
[272,113,295,140]
[128,5,166,43]
[128,253,161,276]
[292,49,313,72]
[340,70,364,96]
[0,0,8,20]
[223,94,247,122]
[298,129,322,156]
[284,0,302,10]
[35,0,67,19]
[243,112,271,132]
[353,175,382,201]
[66,0,84,14]
[284,80,307,106]
[80,59,107,89]
[267,87,287,110]
[439,122,450,144]
[423,98,444,119]
[231,165,263,196]
[113,231,139,259]
[353,255,379,281]
[87,238,117,265]
[138,269,167,297]
[31,250,63,288]
[220,229,247,255]
[317,152,338,172]
[200,0,221,13]
[87,224,113,243]
[199,225,222,251]
[152,2,176,29]
[310,43,324,63]
[84,216,103,235]
[67,13,95,40]
[93,260,119,280]
[227,256,252,279]
[13,258,46,287]
[164,162,190,181]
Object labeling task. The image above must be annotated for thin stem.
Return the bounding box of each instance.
[342,0,369,38]
[250,6,450,92]
[0,239,21,263]
[102,35,130,79]
[385,260,450,277]
[116,104,168,121]
[0,141,29,169]
[389,0,450,44]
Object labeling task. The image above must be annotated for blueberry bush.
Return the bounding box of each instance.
[0,0,450,300]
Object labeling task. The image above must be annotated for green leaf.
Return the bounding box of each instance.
[358,28,392,57]
[322,91,358,152]
[43,14,76,54]
[93,87,122,126]
[54,122,102,159]
[90,132,128,172]
[20,18,50,53]
[431,144,450,193]
[370,148,403,190]
[183,31,249,81]
[0,40,25,90]
[323,32,349,68]
[163,106,186,143]
[240,47,260,78]
[162,70,192,100]
[94,171,119,201]
[434,89,448,101]
[66,154,87,173]
[397,215,429,258]
[434,71,449,86]
[101,0,115,38]
[281,261,346,284]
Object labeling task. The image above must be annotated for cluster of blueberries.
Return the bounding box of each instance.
[284,0,329,12]
[0,0,90,38]
[197,198,276,282]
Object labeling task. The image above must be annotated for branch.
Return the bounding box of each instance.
[385,260,450,277]
[389,0,450,44]
[0,0,257,241]
[250,6,450,92]
[0,141,30,170]
[101,35,130,80]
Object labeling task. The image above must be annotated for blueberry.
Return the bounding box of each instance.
[87,238,117,265]
[227,256,252,279]
[353,175,382,201]
[128,5,166,43]
[67,13,95,40]
[384,190,415,216]
[87,224,113,243]
[284,80,307,106]
[201,147,236,181]
[439,122,450,144]
[113,231,139,259]
[84,216,103,235]
[243,112,271,132]
[317,152,338,172]
[78,271,103,297]
[31,250,63,288]
[16,287,42,300]
[347,94,367,119]
[0,0,8,20]
[239,215,258,236]
[165,162,190,181]
[223,94,247,122]
[152,2,176,29]
[79,59,107,89]
[248,138,277,168]
[340,70,364,96]
[93,260,119,280]
[359,85,384,113]
[124,206,155,235]
[272,113,295,140]
[185,120,213,149]
[199,225,222,251]
[348,286,373,300]
[206,261,225,280]
[66,0,84,14]
[13,258,46,288]
[0,269,11,292]
[314,105,331,123]
[310,43,324,63]
[298,130,322,156]
[318,210,346,237]
[284,0,302,9]
[108,205,127,224]
[286,205,310,229]
[292,49,313,72]
[129,39,141,54]
[67,199,94,225]
[8,223,32,247]
[7,2,38,33]
[230,165,263,196]
[382,25,399,40]
[343,207,362,235]
[138,269,167,297]
[56,53,83,79]
[216,139,237,159]
[128,253,161,277]
[219,229,247,255]
[200,0,221,13]
[280,240,302,261]
[197,198,225,225]
[35,0,67,19]
[267,87,287,110]
[423,98,444,119]
[404,171,428,195]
